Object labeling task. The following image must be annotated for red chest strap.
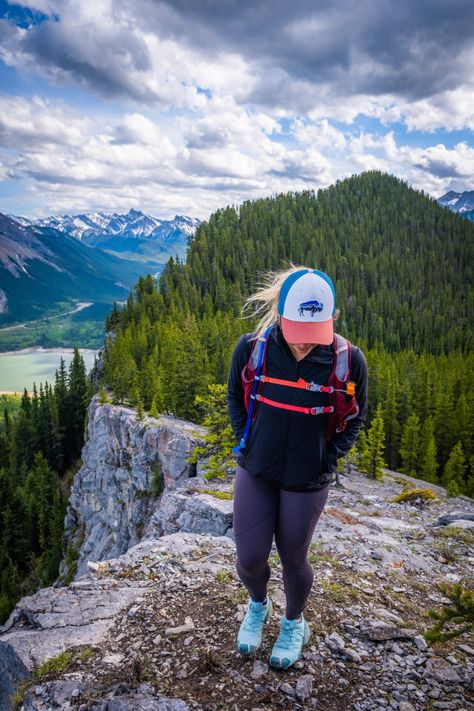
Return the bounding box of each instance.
[252,393,334,415]
[255,374,353,395]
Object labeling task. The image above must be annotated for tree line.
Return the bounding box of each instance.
[0,349,91,622]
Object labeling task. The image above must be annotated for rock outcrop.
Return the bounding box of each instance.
[1,398,473,711]
[59,396,210,581]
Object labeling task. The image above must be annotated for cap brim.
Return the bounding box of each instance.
[280,316,334,345]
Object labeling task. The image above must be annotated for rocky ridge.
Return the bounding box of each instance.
[0,400,473,711]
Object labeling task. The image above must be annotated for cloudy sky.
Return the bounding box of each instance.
[0,0,473,219]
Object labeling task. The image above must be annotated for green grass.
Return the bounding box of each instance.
[13,650,75,708]
[216,569,233,583]
[231,587,249,605]
[200,488,233,500]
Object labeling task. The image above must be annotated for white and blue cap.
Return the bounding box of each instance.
[277,268,336,345]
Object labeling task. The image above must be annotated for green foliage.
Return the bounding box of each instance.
[99,386,108,405]
[151,460,163,496]
[187,383,237,480]
[338,446,358,475]
[446,478,461,498]
[424,581,474,644]
[389,487,440,505]
[420,416,438,484]
[359,403,385,479]
[200,488,233,500]
[400,413,421,476]
[148,397,159,418]
[441,442,467,493]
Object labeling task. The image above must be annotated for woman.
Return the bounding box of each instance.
[226,263,368,670]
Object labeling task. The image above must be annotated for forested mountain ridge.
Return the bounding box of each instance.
[102,171,474,499]
[172,171,473,354]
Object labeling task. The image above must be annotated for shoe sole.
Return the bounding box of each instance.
[237,600,273,655]
[269,619,311,670]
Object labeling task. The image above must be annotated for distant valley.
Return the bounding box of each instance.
[0,209,200,351]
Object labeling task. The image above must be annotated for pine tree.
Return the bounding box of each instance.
[67,349,90,462]
[358,404,385,479]
[0,554,21,622]
[99,385,108,405]
[441,442,467,494]
[400,413,421,476]
[43,487,66,583]
[149,397,159,418]
[54,357,69,471]
[419,417,438,484]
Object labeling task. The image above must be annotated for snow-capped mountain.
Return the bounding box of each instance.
[13,209,201,246]
[438,190,474,220]
[0,213,150,325]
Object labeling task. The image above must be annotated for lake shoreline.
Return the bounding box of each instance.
[0,346,101,356]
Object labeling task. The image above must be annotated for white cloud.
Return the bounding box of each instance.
[1,0,473,218]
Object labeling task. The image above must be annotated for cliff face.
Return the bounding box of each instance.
[59,395,211,581]
[1,397,474,711]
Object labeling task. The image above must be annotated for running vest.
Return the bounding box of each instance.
[232,324,360,454]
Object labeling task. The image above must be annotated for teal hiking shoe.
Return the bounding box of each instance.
[269,613,311,669]
[237,597,273,655]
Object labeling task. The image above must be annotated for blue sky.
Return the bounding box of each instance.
[0,0,473,219]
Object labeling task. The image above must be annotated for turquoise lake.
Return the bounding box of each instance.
[0,348,100,393]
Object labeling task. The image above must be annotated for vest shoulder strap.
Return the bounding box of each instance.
[333,333,351,382]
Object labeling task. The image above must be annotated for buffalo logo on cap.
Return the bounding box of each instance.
[298,299,324,317]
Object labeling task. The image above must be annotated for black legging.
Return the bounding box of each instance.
[233,464,330,620]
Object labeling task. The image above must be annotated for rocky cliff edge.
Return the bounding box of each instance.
[0,398,473,711]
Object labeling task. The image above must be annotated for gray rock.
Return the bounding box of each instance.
[458,644,474,657]
[295,674,313,700]
[437,511,474,526]
[58,396,208,581]
[423,657,461,683]
[251,660,268,679]
[177,493,233,534]
[144,489,233,538]
[22,679,91,710]
[0,578,147,711]
[445,520,474,530]
[326,632,345,651]
[359,620,418,641]
[341,647,362,663]
[413,635,428,651]
[279,682,296,697]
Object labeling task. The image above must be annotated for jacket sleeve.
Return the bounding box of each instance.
[226,334,253,442]
[325,345,368,472]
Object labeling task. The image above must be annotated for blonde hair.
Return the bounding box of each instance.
[239,260,340,341]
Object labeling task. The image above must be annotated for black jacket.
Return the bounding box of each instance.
[226,322,368,492]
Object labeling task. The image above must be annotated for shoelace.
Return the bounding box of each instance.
[242,603,267,633]
[276,619,303,650]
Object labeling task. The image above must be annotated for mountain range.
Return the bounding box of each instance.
[12,209,201,254]
[0,210,200,328]
[437,190,474,221]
